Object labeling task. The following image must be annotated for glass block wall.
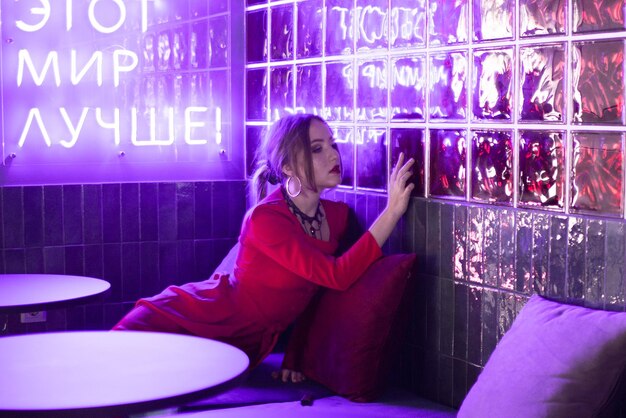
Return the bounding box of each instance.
[244,0,625,217]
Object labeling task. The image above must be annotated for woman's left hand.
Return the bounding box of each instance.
[386,152,415,220]
[272,368,306,383]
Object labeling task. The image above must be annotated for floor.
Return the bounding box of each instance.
[154,389,457,418]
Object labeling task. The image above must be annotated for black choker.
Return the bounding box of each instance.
[282,187,324,237]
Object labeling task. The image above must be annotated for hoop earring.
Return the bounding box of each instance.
[286,176,302,198]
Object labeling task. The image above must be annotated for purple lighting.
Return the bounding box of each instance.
[1,0,233,185]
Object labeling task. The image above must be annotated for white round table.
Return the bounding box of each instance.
[0,274,110,313]
[0,331,250,417]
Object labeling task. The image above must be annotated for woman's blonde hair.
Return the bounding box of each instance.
[249,114,328,207]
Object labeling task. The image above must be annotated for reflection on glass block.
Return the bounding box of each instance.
[296,64,323,115]
[171,27,188,70]
[191,0,207,18]
[325,61,355,122]
[571,132,624,215]
[574,0,625,32]
[246,69,268,121]
[209,16,229,67]
[356,0,389,52]
[209,0,228,15]
[246,125,265,176]
[520,0,566,36]
[209,70,229,115]
[519,44,565,122]
[191,21,208,69]
[297,0,323,58]
[519,130,565,208]
[390,0,426,48]
[271,4,294,61]
[473,0,514,41]
[470,130,513,203]
[326,0,354,55]
[429,52,468,120]
[270,66,294,120]
[246,10,268,63]
[390,55,425,120]
[473,48,513,121]
[430,129,467,198]
[157,31,172,71]
[357,59,388,121]
[356,127,387,190]
[142,33,157,71]
[428,0,468,45]
[189,73,208,107]
[332,127,355,188]
[391,128,425,196]
[572,40,624,124]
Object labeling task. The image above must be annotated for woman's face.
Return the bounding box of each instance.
[307,119,341,191]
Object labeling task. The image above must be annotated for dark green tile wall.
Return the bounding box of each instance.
[0,180,247,335]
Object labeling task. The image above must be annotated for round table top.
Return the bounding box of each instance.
[0,274,110,313]
[0,331,250,417]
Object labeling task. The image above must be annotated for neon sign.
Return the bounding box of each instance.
[2,0,229,185]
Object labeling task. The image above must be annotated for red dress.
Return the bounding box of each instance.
[113,188,382,368]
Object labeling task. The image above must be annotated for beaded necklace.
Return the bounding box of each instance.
[281,187,324,238]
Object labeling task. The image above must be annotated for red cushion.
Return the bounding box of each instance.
[299,253,416,402]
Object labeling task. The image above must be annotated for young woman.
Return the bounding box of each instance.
[113,114,415,381]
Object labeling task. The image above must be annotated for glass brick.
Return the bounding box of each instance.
[356,127,387,190]
[520,0,566,36]
[470,130,513,204]
[209,0,228,15]
[246,10,268,64]
[171,27,189,70]
[430,129,467,198]
[332,127,355,188]
[209,16,229,68]
[190,21,208,69]
[270,4,294,61]
[246,125,264,176]
[390,55,426,120]
[519,44,565,122]
[248,0,267,6]
[157,30,173,71]
[572,40,625,124]
[473,0,514,41]
[428,0,468,46]
[297,0,323,58]
[571,132,624,215]
[269,66,294,120]
[573,0,625,33]
[246,68,268,121]
[324,61,355,122]
[295,64,323,115]
[429,52,468,121]
[519,130,565,209]
[356,0,389,52]
[141,33,157,72]
[391,128,426,196]
[190,0,207,18]
[357,59,388,121]
[472,48,513,121]
[326,0,355,55]
[390,0,426,49]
